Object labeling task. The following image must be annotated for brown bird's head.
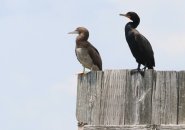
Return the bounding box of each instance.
[68,27,89,41]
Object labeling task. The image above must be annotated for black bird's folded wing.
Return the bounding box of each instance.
[135,32,155,67]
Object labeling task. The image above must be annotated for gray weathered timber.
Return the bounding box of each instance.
[99,70,128,125]
[84,125,155,130]
[159,124,185,129]
[124,70,153,125]
[178,71,185,124]
[76,71,103,125]
[76,70,185,126]
[83,125,185,130]
[152,71,178,124]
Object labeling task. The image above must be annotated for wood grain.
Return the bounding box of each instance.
[84,125,185,130]
[76,70,185,127]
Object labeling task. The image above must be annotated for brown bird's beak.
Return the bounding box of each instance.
[68,30,79,34]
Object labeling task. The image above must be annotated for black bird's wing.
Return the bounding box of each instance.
[87,42,102,70]
[134,32,155,67]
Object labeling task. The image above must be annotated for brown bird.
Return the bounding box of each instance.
[68,27,102,73]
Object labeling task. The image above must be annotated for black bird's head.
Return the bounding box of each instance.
[120,12,140,23]
[68,27,89,41]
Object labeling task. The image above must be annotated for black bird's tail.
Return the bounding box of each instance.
[148,66,154,69]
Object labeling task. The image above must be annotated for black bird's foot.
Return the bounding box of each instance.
[141,66,147,71]
[130,69,139,75]
[78,122,88,127]
[130,69,145,76]
[139,70,145,77]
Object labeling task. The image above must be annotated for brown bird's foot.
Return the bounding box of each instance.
[75,72,85,76]
[77,71,90,76]
[78,73,85,76]
[78,122,88,127]
[131,69,145,77]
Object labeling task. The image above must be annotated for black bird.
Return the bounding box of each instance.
[120,12,155,73]
[68,27,102,73]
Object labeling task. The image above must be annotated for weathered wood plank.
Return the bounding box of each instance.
[76,71,103,125]
[152,71,178,124]
[160,124,185,129]
[124,72,141,125]
[84,125,185,130]
[99,70,128,125]
[138,70,154,124]
[178,71,185,124]
[124,70,153,125]
[84,125,154,130]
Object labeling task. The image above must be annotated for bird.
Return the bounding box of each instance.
[120,12,155,74]
[68,27,102,73]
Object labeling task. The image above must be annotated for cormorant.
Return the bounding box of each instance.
[68,27,102,73]
[120,12,155,74]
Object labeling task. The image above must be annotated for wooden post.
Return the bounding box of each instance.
[76,70,185,130]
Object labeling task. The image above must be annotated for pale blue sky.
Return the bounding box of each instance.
[0,0,185,130]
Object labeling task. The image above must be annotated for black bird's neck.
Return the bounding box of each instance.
[125,20,140,35]
[127,18,140,29]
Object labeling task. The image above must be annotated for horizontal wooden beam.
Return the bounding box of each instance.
[84,125,185,130]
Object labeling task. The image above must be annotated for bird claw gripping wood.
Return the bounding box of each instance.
[130,69,145,77]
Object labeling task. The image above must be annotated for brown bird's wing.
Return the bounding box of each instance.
[87,42,102,70]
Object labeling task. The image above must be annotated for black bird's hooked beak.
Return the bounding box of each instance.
[119,13,131,19]
[68,30,79,34]
[119,14,126,16]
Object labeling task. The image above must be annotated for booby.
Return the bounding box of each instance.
[68,27,102,73]
[120,12,155,74]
